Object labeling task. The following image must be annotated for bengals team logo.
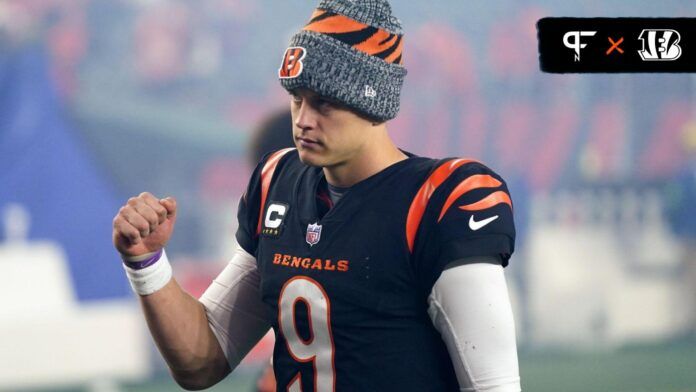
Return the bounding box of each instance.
[278,47,307,79]
[638,29,682,61]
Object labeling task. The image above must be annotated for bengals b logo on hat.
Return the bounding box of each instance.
[278,47,307,79]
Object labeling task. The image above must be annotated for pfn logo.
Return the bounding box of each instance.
[563,31,597,61]
[638,29,682,61]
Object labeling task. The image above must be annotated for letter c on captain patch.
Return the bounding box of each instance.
[265,203,287,229]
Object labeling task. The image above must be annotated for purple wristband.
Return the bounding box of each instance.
[122,249,163,270]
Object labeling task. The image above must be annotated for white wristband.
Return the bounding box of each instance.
[122,249,173,296]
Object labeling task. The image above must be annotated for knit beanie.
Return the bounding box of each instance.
[278,0,407,122]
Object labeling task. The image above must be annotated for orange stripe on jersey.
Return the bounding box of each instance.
[437,175,502,222]
[458,191,512,212]
[304,13,367,34]
[256,148,295,236]
[406,158,476,253]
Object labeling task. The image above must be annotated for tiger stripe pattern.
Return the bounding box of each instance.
[303,9,404,64]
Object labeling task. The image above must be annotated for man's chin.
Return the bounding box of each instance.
[297,151,325,167]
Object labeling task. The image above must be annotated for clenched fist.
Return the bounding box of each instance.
[113,192,177,258]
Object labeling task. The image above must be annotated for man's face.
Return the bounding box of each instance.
[290,88,373,168]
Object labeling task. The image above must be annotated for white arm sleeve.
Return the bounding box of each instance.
[427,262,521,392]
[199,244,272,371]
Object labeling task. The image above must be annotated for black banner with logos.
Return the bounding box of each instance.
[538,17,696,73]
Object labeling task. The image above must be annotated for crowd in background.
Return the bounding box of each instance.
[1,0,694,307]
[1,2,695,390]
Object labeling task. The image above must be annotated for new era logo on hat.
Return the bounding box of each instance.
[364,85,377,97]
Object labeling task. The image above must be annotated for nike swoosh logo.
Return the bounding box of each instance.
[469,215,499,231]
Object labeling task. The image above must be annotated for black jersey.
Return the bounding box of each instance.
[236,148,515,392]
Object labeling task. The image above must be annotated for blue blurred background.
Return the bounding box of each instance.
[1,1,695,391]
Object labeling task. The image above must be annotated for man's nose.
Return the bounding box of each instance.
[294,100,317,131]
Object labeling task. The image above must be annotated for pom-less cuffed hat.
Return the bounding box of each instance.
[278,0,407,122]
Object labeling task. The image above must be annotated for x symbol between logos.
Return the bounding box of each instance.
[606,36,624,55]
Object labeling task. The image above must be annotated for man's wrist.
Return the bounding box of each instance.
[122,248,172,296]
[122,249,164,270]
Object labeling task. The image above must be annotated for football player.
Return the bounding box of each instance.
[113,1,521,390]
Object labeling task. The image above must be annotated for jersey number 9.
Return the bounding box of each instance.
[279,276,336,391]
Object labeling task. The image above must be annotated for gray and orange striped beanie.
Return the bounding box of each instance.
[278,0,407,122]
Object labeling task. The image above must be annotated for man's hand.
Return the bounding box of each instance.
[114,192,233,389]
[113,192,177,258]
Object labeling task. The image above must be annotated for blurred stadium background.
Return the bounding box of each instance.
[1,0,695,391]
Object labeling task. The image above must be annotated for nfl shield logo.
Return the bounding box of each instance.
[306,222,322,246]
